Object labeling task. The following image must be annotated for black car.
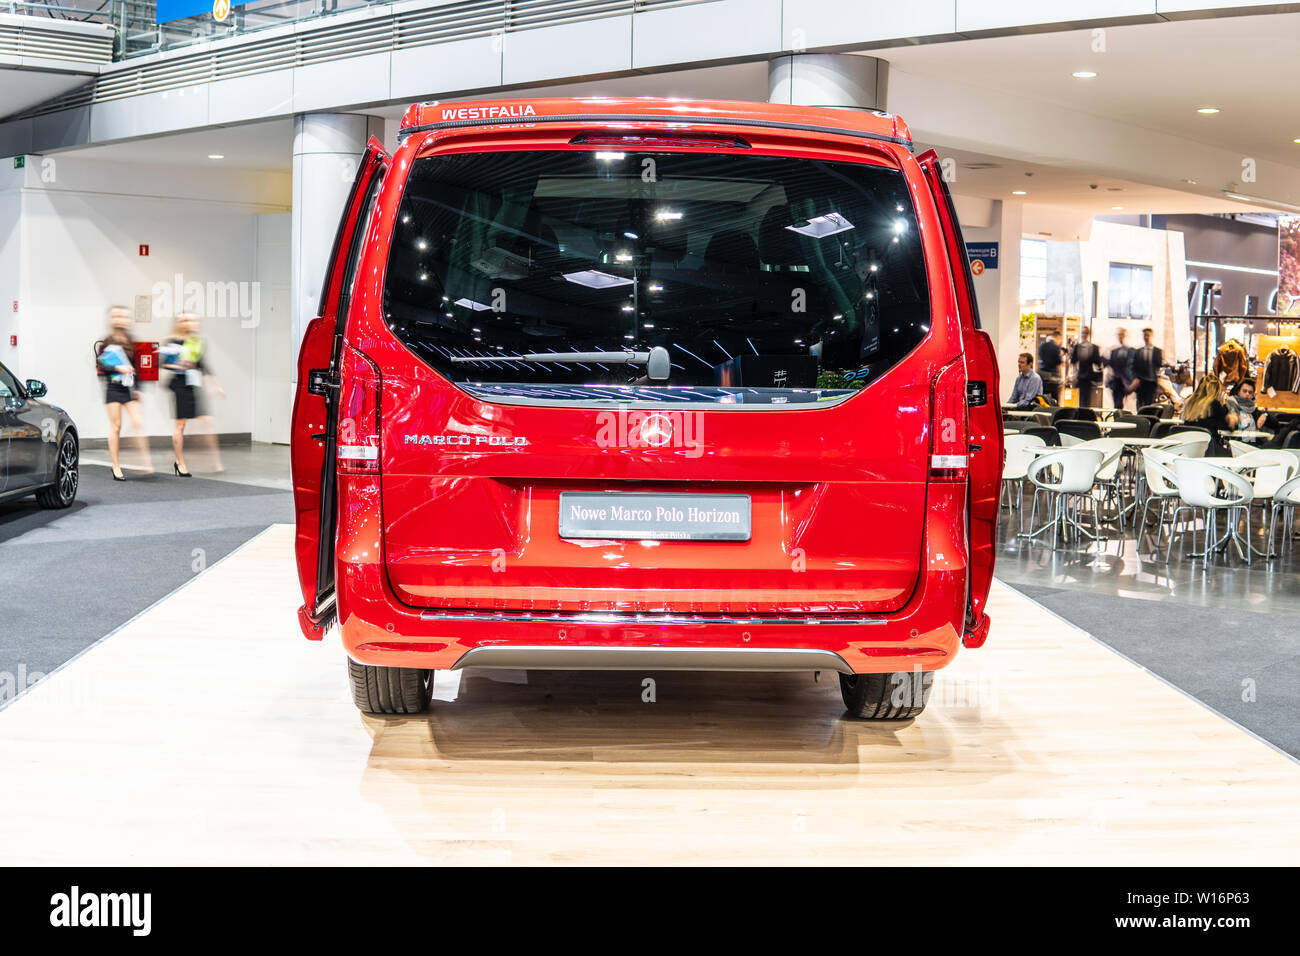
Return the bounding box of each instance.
[0,360,79,509]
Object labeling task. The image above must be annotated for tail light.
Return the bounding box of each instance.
[337,345,381,475]
[930,357,969,482]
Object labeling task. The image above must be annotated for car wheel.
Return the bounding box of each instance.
[35,432,79,509]
[839,669,934,720]
[347,659,432,714]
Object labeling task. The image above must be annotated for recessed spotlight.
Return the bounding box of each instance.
[1012,190,1027,196]
[207,154,224,160]
[1196,107,1220,114]
[1071,71,1097,79]
[1293,138,1300,144]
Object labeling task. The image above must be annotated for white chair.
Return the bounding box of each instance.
[1232,451,1298,556]
[1267,474,1300,557]
[1002,435,1046,530]
[1228,438,1257,458]
[1274,448,1300,476]
[1073,433,1125,492]
[1058,433,1082,447]
[1163,433,1211,458]
[1136,448,1182,557]
[1234,450,1297,501]
[1021,448,1105,549]
[1168,458,1255,567]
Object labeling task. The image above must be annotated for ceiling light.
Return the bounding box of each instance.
[1293,138,1300,144]
[595,151,626,161]
[1221,189,1300,214]
[563,270,634,290]
[1012,190,1027,196]
[1196,107,1220,114]
[207,153,224,160]
[1112,205,1125,211]
[1071,71,1097,79]
[786,212,854,238]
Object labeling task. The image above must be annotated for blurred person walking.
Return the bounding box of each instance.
[161,313,225,476]
[1132,327,1163,408]
[1105,327,1136,411]
[1070,326,1103,408]
[1037,331,1062,404]
[95,306,152,481]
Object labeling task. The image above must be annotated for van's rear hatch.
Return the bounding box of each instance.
[375,142,939,615]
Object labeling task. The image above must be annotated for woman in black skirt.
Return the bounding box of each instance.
[96,306,151,481]
[162,313,225,476]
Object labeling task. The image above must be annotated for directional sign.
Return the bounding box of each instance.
[155,0,245,23]
[965,242,998,270]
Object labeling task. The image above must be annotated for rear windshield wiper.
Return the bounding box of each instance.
[452,346,670,380]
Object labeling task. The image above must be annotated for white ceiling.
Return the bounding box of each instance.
[881,12,1300,168]
[65,119,295,172]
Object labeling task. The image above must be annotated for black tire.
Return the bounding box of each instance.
[347,659,432,714]
[839,670,934,720]
[35,432,79,509]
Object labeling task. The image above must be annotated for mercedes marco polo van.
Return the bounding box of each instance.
[291,97,1002,719]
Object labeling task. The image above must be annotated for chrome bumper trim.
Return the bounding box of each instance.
[450,645,855,674]
[418,610,887,626]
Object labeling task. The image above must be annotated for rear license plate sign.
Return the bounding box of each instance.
[558,492,751,541]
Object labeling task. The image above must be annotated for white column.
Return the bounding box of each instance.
[963,199,1024,389]
[767,54,886,110]
[290,112,383,383]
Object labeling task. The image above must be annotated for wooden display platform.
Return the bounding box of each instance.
[0,524,1297,865]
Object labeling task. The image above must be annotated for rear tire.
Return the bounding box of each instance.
[348,659,432,714]
[839,669,934,720]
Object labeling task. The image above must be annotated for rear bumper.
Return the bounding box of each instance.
[332,480,969,675]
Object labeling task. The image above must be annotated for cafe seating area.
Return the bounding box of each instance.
[1000,405,1300,566]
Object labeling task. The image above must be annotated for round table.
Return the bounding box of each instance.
[1120,436,1182,447]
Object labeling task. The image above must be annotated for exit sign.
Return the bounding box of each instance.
[139,244,149,256]
[13,156,24,169]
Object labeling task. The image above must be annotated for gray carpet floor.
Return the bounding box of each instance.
[1004,581,1300,759]
[0,464,292,699]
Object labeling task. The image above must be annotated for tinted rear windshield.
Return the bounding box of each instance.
[383,148,930,406]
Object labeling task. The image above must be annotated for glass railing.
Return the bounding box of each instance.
[4,0,385,59]
[124,0,387,59]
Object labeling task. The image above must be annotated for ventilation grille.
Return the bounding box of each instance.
[0,22,114,65]
[11,0,720,116]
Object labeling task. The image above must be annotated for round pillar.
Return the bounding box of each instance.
[767,53,886,111]
[290,112,381,372]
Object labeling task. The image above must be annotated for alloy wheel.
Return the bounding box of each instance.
[57,435,78,503]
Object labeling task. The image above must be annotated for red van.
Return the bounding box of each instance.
[292,97,1001,719]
